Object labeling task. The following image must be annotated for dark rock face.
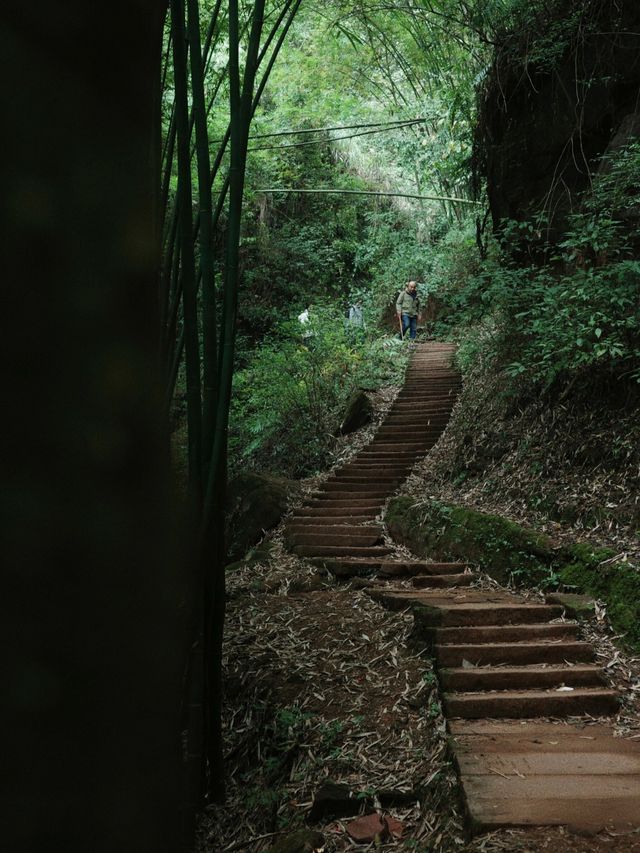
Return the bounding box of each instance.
[225,471,299,562]
[308,780,363,821]
[477,1,640,242]
[340,390,373,434]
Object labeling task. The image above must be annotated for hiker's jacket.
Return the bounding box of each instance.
[396,289,420,317]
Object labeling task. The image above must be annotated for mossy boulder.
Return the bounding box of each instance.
[386,497,640,650]
[558,544,640,648]
[226,472,299,563]
[340,390,373,435]
[386,496,557,585]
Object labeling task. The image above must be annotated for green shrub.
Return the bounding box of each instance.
[229,305,409,477]
[430,143,640,387]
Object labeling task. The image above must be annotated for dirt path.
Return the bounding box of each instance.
[203,343,640,852]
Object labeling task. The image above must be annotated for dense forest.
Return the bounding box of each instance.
[4,0,639,851]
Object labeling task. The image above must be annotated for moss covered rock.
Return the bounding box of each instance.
[340,390,373,435]
[386,497,640,650]
[386,496,557,585]
[558,545,640,648]
[226,472,299,563]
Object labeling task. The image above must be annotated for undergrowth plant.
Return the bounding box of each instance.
[432,142,640,388]
[229,305,409,476]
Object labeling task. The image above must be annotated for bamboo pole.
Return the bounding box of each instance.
[246,116,427,140]
[256,187,484,204]
[201,0,267,804]
[247,118,427,151]
[170,0,202,507]
[187,0,218,485]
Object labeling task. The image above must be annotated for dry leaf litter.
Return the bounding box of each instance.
[200,364,640,852]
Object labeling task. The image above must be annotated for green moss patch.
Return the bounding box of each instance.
[386,496,557,585]
[386,496,640,650]
[559,547,640,649]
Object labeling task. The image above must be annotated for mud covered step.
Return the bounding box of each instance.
[308,495,387,505]
[427,623,580,644]
[380,561,470,577]
[291,544,393,558]
[435,641,594,667]
[285,523,384,535]
[327,475,403,484]
[314,483,393,494]
[339,460,412,467]
[291,507,381,518]
[411,573,473,588]
[375,424,443,433]
[373,592,564,626]
[361,442,427,451]
[310,558,466,577]
[287,532,384,548]
[439,663,607,692]
[443,688,620,719]
[412,573,475,588]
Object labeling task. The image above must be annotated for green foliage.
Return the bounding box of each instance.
[230,306,409,477]
[559,548,640,650]
[430,143,640,387]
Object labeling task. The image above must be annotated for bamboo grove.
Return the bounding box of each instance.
[160,0,303,830]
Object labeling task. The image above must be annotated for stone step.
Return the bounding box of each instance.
[318,481,396,492]
[377,424,447,433]
[412,573,473,588]
[328,475,403,483]
[292,507,380,518]
[289,516,375,527]
[427,623,580,644]
[291,544,393,558]
[435,641,594,668]
[362,442,426,450]
[375,425,442,433]
[369,436,436,444]
[342,459,413,467]
[393,398,456,405]
[312,558,467,576]
[311,490,389,500]
[337,467,409,475]
[286,523,384,535]
[443,688,620,719]
[411,602,565,627]
[381,561,469,576]
[439,664,607,692]
[305,502,385,510]
[387,410,452,417]
[287,532,383,547]
[393,403,457,409]
[395,388,459,395]
[384,415,451,424]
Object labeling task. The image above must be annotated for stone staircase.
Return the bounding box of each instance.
[284,342,640,837]
[286,344,463,583]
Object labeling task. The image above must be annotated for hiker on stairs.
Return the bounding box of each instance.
[396,280,422,340]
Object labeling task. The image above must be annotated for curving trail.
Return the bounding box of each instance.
[285,342,640,838]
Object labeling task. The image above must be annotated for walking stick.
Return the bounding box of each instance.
[398,314,404,339]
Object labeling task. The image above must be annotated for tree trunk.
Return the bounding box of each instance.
[2,3,188,851]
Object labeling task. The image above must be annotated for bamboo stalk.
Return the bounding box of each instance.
[187,0,218,486]
[170,0,203,508]
[201,0,267,804]
[256,187,483,204]
[247,118,426,151]
[246,116,427,140]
